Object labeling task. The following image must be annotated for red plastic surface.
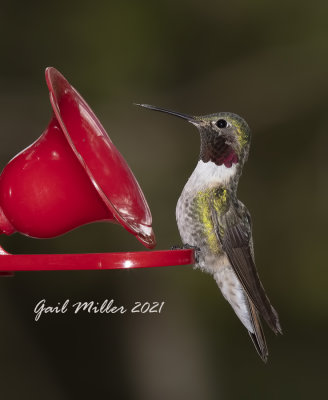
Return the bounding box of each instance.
[0,67,155,248]
[46,68,155,248]
[0,246,194,271]
[0,118,113,238]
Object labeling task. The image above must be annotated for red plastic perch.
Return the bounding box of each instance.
[0,246,194,274]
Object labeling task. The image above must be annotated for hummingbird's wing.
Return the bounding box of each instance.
[210,195,282,335]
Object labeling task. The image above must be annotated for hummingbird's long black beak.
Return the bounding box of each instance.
[135,103,196,123]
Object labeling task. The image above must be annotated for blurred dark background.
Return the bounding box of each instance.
[0,0,327,399]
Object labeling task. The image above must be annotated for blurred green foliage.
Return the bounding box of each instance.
[0,1,327,399]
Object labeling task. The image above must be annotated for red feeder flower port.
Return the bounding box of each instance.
[0,68,194,274]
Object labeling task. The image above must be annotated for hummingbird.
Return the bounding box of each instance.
[137,103,282,362]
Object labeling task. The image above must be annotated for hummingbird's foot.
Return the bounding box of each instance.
[170,245,183,251]
[171,243,201,264]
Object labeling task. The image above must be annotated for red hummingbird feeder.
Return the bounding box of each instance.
[0,67,194,274]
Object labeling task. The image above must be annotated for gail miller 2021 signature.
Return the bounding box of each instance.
[34,299,165,321]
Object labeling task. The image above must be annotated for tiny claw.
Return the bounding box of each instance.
[170,245,183,250]
[182,244,201,263]
[171,243,201,264]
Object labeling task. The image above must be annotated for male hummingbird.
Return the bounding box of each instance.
[137,103,282,362]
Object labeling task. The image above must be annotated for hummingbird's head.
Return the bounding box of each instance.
[193,112,251,168]
[136,104,251,169]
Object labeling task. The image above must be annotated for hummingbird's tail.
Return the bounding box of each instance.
[213,267,269,362]
[247,299,268,362]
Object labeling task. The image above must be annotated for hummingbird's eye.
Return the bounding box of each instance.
[216,119,227,128]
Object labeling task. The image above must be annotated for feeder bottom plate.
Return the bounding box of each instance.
[0,248,194,272]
